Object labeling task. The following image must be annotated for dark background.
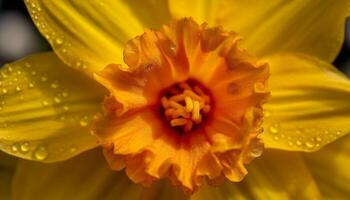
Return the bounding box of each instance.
[0,1,349,75]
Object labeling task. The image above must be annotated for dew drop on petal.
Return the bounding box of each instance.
[53,97,61,104]
[305,140,315,149]
[33,146,48,160]
[20,142,30,153]
[11,144,19,152]
[69,146,77,153]
[62,91,69,97]
[288,141,294,147]
[63,105,69,111]
[79,116,89,127]
[268,123,280,134]
[41,76,48,82]
[296,140,302,146]
[227,82,237,94]
[316,137,322,142]
[51,81,59,89]
[42,101,49,107]
[55,38,63,45]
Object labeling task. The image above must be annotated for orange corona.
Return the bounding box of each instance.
[92,18,270,193]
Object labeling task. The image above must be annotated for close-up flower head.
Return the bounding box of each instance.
[0,0,350,199]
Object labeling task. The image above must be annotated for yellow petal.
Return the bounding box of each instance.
[0,52,106,162]
[12,148,143,200]
[24,0,171,75]
[168,0,219,25]
[191,150,321,200]
[303,134,350,198]
[262,54,350,151]
[169,0,350,62]
[0,152,16,200]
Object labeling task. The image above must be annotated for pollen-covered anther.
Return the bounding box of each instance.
[161,82,211,132]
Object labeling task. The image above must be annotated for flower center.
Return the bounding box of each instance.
[160,81,211,133]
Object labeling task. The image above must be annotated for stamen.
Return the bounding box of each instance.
[170,94,185,102]
[161,81,211,132]
[169,100,186,110]
[161,97,169,108]
[170,118,188,126]
[184,89,203,102]
[192,101,201,122]
[185,96,194,112]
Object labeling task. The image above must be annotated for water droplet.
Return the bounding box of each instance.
[273,135,280,141]
[1,71,8,78]
[227,82,236,94]
[288,141,294,146]
[51,81,59,89]
[305,140,315,149]
[268,123,280,134]
[55,38,63,45]
[33,146,48,160]
[335,130,342,136]
[296,140,302,146]
[25,63,32,68]
[316,137,322,142]
[69,147,77,153]
[63,105,69,111]
[20,142,30,153]
[2,88,8,94]
[169,44,177,54]
[75,61,82,68]
[81,63,87,70]
[79,116,89,127]
[62,91,69,97]
[15,86,21,92]
[41,76,48,82]
[11,144,19,152]
[42,101,49,106]
[263,110,271,118]
[29,82,35,88]
[53,97,61,104]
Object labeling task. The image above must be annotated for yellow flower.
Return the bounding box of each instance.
[0,0,349,199]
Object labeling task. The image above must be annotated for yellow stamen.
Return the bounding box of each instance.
[170,94,185,102]
[170,118,188,126]
[165,108,175,117]
[169,100,185,110]
[185,96,194,112]
[173,109,190,118]
[184,89,203,102]
[161,97,169,108]
[192,101,201,123]
[161,81,211,132]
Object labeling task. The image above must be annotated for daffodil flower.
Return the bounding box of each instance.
[1,0,350,199]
